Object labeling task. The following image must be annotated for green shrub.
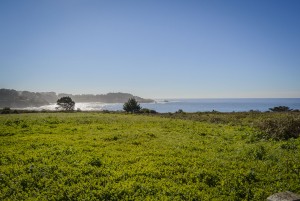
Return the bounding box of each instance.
[257,116,300,140]
[269,106,291,112]
[175,109,184,114]
[89,157,102,167]
[197,170,219,187]
[57,96,75,111]
[1,107,11,114]
[123,98,141,113]
[250,145,266,160]
[140,108,157,114]
[13,110,19,114]
[280,139,298,150]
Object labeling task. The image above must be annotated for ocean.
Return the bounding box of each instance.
[22,98,300,113]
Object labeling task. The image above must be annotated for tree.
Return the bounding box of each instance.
[56,97,75,111]
[269,106,291,112]
[123,98,141,113]
[1,107,11,114]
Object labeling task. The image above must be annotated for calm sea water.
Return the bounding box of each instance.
[22,98,300,113]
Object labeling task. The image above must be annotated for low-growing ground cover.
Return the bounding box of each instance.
[0,113,299,200]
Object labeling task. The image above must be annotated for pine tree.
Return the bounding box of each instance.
[123,98,141,113]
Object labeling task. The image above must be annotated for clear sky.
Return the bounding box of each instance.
[0,0,299,98]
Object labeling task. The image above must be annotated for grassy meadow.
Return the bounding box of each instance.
[0,112,300,200]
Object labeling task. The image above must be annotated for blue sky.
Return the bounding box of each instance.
[0,0,299,98]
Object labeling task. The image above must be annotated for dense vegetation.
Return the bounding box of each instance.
[56,97,75,111]
[158,111,300,140]
[123,98,141,113]
[0,112,299,200]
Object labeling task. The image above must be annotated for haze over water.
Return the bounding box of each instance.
[22,98,300,113]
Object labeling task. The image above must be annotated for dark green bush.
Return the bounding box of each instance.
[123,98,141,113]
[269,106,291,112]
[250,145,266,160]
[280,139,298,150]
[175,109,184,114]
[257,117,300,140]
[196,170,219,187]
[140,108,157,114]
[1,107,11,114]
[57,96,75,111]
[89,157,102,167]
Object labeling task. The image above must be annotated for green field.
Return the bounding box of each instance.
[0,112,300,200]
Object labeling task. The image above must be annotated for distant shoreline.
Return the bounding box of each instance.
[0,88,154,108]
[2,98,299,113]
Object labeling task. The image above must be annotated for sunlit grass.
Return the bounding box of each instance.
[0,113,299,200]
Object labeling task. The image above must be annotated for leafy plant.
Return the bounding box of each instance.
[258,116,300,140]
[1,107,11,114]
[175,109,184,113]
[89,157,102,167]
[140,108,157,114]
[123,98,141,113]
[56,96,75,111]
[269,106,292,112]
